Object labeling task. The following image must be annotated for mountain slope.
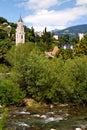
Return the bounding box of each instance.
[52,24,87,37]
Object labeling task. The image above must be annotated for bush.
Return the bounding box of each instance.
[0,108,8,130]
[5,43,87,104]
[0,78,25,105]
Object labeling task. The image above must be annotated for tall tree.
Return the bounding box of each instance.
[41,27,53,50]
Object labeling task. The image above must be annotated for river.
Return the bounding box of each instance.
[1,104,87,130]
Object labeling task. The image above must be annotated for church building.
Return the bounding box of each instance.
[16,16,25,45]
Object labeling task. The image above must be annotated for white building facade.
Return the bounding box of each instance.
[53,34,58,40]
[16,16,25,45]
[78,33,84,41]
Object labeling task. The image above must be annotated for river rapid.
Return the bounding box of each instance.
[1,104,87,130]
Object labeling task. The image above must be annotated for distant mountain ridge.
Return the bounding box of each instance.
[52,24,87,37]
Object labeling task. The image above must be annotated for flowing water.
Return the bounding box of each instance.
[1,104,87,130]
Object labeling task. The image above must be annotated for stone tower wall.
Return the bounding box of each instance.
[16,17,25,45]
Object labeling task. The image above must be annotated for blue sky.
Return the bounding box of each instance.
[0,0,87,31]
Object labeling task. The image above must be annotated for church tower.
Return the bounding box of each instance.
[16,16,25,45]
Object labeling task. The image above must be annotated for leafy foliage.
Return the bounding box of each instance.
[0,17,8,24]
[57,49,74,60]
[5,43,87,104]
[0,29,8,39]
[75,33,87,56]
[0,39,13,63]
[0,78,25,105]
[41,27,53,50]
[0,108,8,130]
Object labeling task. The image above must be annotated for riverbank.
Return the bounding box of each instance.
[6,98,87,117]
[2,101,87,130]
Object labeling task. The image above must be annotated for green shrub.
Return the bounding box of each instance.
[0,108,8,130]
[0,79,25,105]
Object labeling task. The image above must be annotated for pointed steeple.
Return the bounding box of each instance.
[18,15,23,22]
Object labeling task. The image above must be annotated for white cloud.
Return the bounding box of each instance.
[16,0,87,31]
[29,25,66,32]
[19,0,57,10]
[23,5,87,31]
[28,0,57,9]
[76,0,87,5]
[18,0,70,10]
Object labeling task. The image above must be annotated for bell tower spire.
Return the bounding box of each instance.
[18,15,23,22]
[16,16,25,45]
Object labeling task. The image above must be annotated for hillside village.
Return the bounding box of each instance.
[0,16,86,60]
[0,16,84,44]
